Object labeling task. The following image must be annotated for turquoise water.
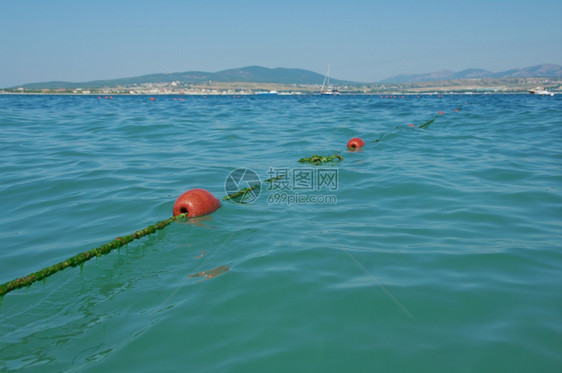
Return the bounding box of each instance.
[0,94,561,372]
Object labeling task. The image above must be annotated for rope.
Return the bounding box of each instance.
[222,175,286,202]
[367,105,463,143]
[0,213,187,297]
[298,154,343,165]
[419,116,437,129]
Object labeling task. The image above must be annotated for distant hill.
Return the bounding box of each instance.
[9,63,562,89]
[387,64,562,83]
[12,66,354,90]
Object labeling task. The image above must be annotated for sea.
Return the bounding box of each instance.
[0,93,561,372]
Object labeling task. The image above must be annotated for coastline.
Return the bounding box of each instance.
[2,77,560,96]
[0,91,556,96]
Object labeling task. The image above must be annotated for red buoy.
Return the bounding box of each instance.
[347,137,365,149]
[173,189,221,218]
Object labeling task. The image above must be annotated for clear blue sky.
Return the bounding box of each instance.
[1,0,561,87]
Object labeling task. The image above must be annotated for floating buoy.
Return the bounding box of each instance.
[150,97,156,101]
[438,111,444,115]
[347,137,365,149]
[408,123,415,127]
[173,189,221,218]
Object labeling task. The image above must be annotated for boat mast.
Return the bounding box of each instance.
[321,64,331,92]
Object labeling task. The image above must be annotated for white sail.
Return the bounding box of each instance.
[320,64,340,95]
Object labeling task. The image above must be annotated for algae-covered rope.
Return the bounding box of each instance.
[298,154,343,165]
[368,105,463,141]
[223,175,286,202]
[0,213,187,297]
[419,116,437,129]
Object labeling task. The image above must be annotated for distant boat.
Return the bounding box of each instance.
[528,87,554,96]
[320,65,340,95]
[257,90,278,95]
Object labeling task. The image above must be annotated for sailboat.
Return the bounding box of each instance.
[320,65,341,95]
